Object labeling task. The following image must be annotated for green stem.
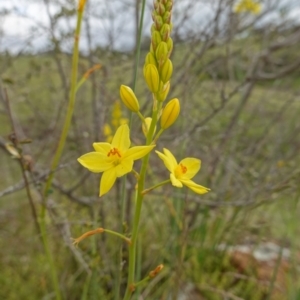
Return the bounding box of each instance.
[123,98,159,300]
[75,77,87,93]
[137,111,145,123]
[142,179,170,195]
[134,275,151,289]
[40,4,86,300]
[152,128,164,144]
[43,6,84,197]
[117,1,147,299]
[104,229,131,244]
[39,220,62,300]
[132,0,147,92]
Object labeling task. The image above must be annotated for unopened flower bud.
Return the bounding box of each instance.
[154,15,163,30]
[156,42,168,66]
[151,24,156,34]
[155,3,165,15]
[142,117,156,137]
[120,85,140,112]
[160,24,171,42]
[157,81,170,102]
[163,11,171,24]
[150,43,154,55]
[151,31,161,52]
[161,59,173,83]
[151,10,158,22]
[165,0,173,11]
[145,52,157,68]
[161,98,180,129]
[144,64,160,93]
[166,37,173,56]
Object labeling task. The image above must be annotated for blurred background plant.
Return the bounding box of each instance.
[0,0,300,299]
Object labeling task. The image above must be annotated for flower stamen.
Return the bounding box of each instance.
[180,163,187,174]
[108,148,122,157]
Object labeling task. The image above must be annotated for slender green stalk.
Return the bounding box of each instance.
[39,3,87,300]
[152,129,164,144]
[132,0,147,92]
[43,4,85,196]
[104,229,131,244]
[137,111,145,123]
[114,177,128,300]
[142,179,170,195]
[123,101,160,300]
[115,1,147,299]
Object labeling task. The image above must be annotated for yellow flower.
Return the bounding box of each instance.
[78,124,155,196]
[156,148,210,195]
[234,0,261,14]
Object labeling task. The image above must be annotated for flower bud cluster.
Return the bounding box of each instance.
[119,0,179,136]
[144,0,174,102]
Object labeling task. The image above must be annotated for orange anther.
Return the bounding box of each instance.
[180,163,187,174]
[107,148,121,157]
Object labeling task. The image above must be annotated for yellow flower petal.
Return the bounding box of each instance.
[180,179,210,194]
[170,173,183,187]
[178,158,201,180]
[100,168,117,196]
[78,152,113,172]
[111,124,130,152]
[163,148,178,168]
[156,150,175,174]
[93,142,111,154]
[124,145,155,161]
[116,159,134,177]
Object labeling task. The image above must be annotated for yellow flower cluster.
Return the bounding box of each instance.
[77,0,210,197]
[234,0,262,14]
[103,101,128,142]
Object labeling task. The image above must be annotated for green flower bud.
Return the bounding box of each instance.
[152,10,158,22]
[163,12,171,24]
[142,117,156,138]
[157,81,170,102]
[120,85,140,112]
[144,64,160,93]
[145,52,157,68]
[165,0,173,11]
[166,37,173,56]
[150,43,154,54]
[155,3,165,15]
[154,15,163,30]
[161,98,180,129]
[151,30,161,52]
[160,24,171,42]
[156,41,168,66]
[161,59,173,83]
[151,24,156,34]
